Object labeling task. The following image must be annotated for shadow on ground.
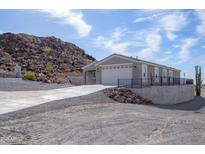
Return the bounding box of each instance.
[155,96,205,112]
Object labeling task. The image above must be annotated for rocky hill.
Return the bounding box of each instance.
[0,33,95,83]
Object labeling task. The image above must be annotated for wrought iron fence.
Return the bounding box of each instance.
[118,76,193,88]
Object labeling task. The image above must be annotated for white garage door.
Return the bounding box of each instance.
[101,65,132,85]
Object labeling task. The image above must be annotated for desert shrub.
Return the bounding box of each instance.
[46,63,53,73]
[39,73,46,81]
[42,46,52,55]
[22,71,36,81]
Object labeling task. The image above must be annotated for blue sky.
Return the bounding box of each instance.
[0,9,205,80]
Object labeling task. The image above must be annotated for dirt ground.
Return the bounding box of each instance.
[0,91,205,144]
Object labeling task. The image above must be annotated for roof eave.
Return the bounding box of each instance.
[82,61,97,70]
[95,53,181,72]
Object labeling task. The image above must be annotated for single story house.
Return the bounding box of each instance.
[82,54,181,85]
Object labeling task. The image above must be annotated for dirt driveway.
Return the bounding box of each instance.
[0,91,205,144]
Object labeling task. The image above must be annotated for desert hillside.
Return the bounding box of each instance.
[0,33,95,83]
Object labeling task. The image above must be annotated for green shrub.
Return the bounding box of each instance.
[39,73,46,81]
[22,71,36,81]
[42,46,52,55]
[46,63,53,73]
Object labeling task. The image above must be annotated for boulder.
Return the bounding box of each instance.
[104,88,152,105]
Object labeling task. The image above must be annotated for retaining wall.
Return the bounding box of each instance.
[67,76,83,85]
[131,85,194,105]
[0,72,16,78]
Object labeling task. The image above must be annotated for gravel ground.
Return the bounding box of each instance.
[0,78,71,91]
[0,91,205,144]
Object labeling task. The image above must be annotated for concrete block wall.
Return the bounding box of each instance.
[131,85,194,105]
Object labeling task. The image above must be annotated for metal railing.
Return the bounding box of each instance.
[118,76,193,88]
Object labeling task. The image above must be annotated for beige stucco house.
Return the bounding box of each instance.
[82,54,181,85]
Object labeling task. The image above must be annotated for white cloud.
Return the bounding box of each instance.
[128,28,161,48]
[195,10,205,36]
[166,32,177,41]
[158,11,188,41]
[164,51,172,55]
[159,12,187,32]
[178,38,198,62]
[112,27,127,41]
[197,24,205,36]
[145,33,161,51]
[95,36,130,54]
[94,28,130,54]
[138,32,161,60]
[40,9,92,37]
[138,48,156,60]
[133,10,189,41]
[133,10,170,23]
[155,55,173,63]
[134,13,164,23]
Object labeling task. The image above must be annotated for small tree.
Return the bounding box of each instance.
[195,65,203,96]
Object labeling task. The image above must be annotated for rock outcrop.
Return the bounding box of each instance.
[0,33,95,83]
[104,88,152,104]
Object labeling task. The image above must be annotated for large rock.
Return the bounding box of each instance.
[104,88,152,105]
[0,33,95,83]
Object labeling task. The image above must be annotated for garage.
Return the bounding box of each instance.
[101,64,133,85]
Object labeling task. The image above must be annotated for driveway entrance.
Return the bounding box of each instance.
[0,85,113,115]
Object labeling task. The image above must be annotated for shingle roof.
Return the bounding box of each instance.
[127,55,181,71]
[82,61,98,70]
[83,53,181,72]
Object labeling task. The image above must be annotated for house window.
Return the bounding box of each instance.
[144,73,146,77]
[121,66,124,68]
[109,66,112,69]
[113,66,116,69]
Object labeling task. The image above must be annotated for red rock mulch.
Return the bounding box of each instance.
[104,88,152,105]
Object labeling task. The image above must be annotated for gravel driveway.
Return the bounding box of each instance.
[0,91,205,144]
